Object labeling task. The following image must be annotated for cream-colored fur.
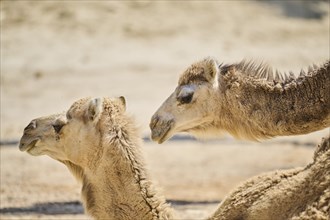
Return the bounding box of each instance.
[19,97,173,220]
[150,57,330,143]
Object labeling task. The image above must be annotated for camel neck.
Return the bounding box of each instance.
[217,61,330,140]
[81,138,173,220]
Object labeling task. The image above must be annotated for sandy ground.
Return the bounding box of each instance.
[1,1,329,219]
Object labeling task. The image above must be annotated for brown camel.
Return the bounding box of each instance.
[150,57,330,143]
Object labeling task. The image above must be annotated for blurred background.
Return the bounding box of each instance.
[1,1,329,219]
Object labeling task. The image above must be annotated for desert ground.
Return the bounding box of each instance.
[1,1,329,219]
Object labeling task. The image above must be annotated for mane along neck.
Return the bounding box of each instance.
[76,120,173,220]
[110,127,172,219]
[221,60,329,89]
[216,60,330,140]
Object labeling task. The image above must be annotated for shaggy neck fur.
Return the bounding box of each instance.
[215,60,330,140]
[63,120,173,220]
[209,136,330,220]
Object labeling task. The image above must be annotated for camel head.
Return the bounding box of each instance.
[19,97,127,168]
[150,57,222,143]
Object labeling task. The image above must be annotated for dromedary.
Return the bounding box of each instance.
[209,136,330,220]
[150,57,330,143]
[19,97,174,220]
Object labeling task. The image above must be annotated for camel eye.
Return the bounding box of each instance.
[178,93,193,104]
[177,86,195,105]
[66,112,72,120]
[53,123,64,133]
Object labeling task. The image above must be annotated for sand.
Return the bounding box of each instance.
[1,1,329,219]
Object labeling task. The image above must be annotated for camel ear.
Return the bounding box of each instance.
[118,96,126,111]
[204,57,220,79]
[203,57,220,88]
[86,98,103,122]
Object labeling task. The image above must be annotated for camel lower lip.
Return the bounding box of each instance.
[150,118,175,144]
[151,124,173,144]
[157,129,170,144]
[19,139,38,152]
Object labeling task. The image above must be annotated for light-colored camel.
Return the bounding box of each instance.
[19,97,174,220]
[208,136,330,220]
[150,57,330,143]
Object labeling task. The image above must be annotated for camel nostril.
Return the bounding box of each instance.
[150,115,160,130]
[24,120,37,131]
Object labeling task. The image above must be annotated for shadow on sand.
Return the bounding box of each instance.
[259,0,327,19]
[0,201,84,215]
[0,200,220,215]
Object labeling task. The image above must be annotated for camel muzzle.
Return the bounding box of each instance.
[19,138,39,152]
[19,120,40,152]
[150,115,174,144]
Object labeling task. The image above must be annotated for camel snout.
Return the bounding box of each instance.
[19,137,39,152]
[150,114,174,144]
[20,120,39,152]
